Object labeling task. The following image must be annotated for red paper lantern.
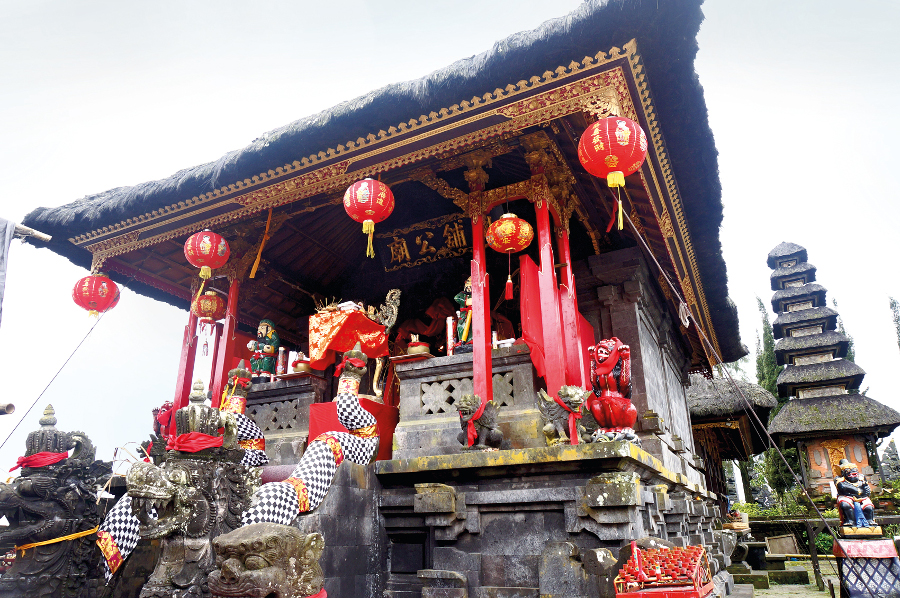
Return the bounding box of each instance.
[487,213,533,253]
[191,290,226,323]
[486,213,534,300]
[343,179,395,258]
[72,274,120,317]
[184,230,230,280]
[577,117,648,187]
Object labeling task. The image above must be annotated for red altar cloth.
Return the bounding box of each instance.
[308,399,399,462]
[308,310,388,370]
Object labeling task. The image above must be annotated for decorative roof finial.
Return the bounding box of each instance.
[39,405,57,428]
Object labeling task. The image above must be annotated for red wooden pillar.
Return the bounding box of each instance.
[534,199,566,395]
[173,311,198,411]
[557,229,586,387]
[470,216,493,404]
[207,321,224,392]
[211,279,241,408]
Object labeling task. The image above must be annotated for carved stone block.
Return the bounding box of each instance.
[584,472,641,507]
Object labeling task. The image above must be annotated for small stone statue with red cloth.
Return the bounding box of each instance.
[247,319,280,379]
[588,337,637,432]
[835,458,876,528]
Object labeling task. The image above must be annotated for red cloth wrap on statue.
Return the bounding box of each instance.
[10,451,68,472]
[333,357,366,378]
[304,589,327,598]
[553,395,582,445]
[593,337,623,376]
[166,432,224,452]
[463,398,487,446]
[308,311,388,370]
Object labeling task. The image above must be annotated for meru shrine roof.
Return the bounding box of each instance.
[22,0,747,366]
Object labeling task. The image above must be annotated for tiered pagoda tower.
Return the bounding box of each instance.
[766,242,900,493]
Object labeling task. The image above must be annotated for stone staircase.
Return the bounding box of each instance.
[385,573,424,598]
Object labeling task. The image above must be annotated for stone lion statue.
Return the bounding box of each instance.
[208,523,325,598]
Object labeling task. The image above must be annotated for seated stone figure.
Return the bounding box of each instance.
[835,458,876,528]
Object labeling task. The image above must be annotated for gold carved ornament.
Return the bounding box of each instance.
[819,439,850,477]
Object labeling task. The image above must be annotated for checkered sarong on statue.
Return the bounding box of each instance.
[241,389,379,526]
[235,412,268,467]
[97,495,157,582]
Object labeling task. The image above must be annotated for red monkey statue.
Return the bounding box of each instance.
[588,337,637,430]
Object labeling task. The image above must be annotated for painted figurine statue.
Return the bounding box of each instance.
[588,337,637,431]
[247,319,280,377]
[835,458,876,528]
[454,277,473,352]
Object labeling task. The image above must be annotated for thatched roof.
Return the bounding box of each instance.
[767,242,807,269]
[772,306,837,339]
[774,331,850,365]
[770,262,817,291]
[21,0,746,361]
[687,374,777,418]
[771,283,827,313]
[776,359,866,396]
[768,393,900,440]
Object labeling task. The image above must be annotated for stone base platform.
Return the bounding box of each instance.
[374,441,728,598]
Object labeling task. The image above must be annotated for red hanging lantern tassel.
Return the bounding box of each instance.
[343,179,395,259]
[486,213,533,301]
[577,116,648,231]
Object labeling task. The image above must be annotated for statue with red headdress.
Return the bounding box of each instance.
[587,337,637,432]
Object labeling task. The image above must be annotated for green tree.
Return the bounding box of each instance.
[764,447,801,505]
[755,297,783,397]
[833,298,855,363]
[890,297,900,355]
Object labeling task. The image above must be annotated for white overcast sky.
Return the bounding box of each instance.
[0,0,898,470]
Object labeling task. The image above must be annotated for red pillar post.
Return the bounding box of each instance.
[534,198,567,396]
[557,229,586,387]
[211,279,241,408]
[207,321,224,392]
[173,311,198,411]
[470,216,493,404]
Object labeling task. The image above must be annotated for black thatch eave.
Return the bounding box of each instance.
[22,0,745,359]
[767,242,808,269]
[770,262,817,291]
[776,358,866,397]
[687,374,777,418]
[768,393,900,440]
[771,283,827,313]
[772,306,837,339]
[774,331,850,365]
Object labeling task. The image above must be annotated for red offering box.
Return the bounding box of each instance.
[308,398,399,461]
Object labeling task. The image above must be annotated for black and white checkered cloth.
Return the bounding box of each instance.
[335,391,377,430]
[235,412,268,467]
[241,385,379,526]
[98,495,156,582]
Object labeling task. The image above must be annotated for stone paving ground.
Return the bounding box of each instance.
[742,560,841,598]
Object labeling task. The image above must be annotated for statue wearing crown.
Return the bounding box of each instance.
[247,318,280,378]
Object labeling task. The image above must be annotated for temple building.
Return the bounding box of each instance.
[687,374,777,509]
[20,2,754,596]
[765,242,900,493]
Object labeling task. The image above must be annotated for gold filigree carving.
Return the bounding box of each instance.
[692,421,739,430]
[681,276,696,306]
[820,439,849,477]
[658,210,674,238]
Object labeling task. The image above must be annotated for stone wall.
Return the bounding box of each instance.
[392,346,541,460]
[246,374,329,464]
[575,248,704,487]
[375,442,728,598]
